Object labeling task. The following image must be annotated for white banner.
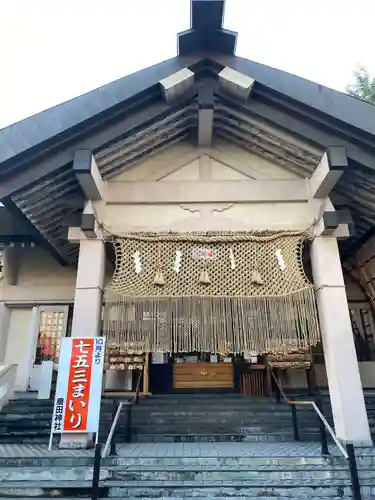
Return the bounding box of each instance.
[50,337,106,435]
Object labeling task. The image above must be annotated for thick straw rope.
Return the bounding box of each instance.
[103,231,319,354]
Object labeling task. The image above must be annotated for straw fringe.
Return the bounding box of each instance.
[103,288,319,355]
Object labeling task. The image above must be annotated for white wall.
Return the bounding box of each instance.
[0,247,76,304]
[4,308,33,390]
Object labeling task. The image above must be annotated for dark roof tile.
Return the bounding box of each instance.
[217,54,375,138]
[0,55,197,164]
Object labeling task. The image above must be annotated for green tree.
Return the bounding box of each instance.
[347,67,375,103]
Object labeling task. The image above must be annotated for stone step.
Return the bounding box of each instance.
[132,433,323,443]
[0,429,51,436]
[1,467,375,483]
[0,432,325,444]
[0,479,369,498]
[134,433,247,443]
[0,411,330,422]
[4,464,367,482]
[138,400,320,406]
[0,498,359,500]
[0,415,336,427]
[129,425,326,434]
[0,455,332,468]
[130,410,322,417]
[0,436,51,444]
[114,420,334,429]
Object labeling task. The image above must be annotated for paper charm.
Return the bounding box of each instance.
[133,251,142,275]
[173,250,182,273]
[275,249,286,271]
[229,249,236,270]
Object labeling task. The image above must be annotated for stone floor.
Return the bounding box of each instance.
[0,441,373,458]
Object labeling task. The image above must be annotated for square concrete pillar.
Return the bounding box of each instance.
[0,302,10,363]
[71,239,105,338]
[311,236,372,446]
[60,239,105,449]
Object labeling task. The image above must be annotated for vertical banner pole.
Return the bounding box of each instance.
[48,427,54,451]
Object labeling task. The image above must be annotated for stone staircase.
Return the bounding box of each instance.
[2,390,375,445]
[0,392,332,445]
[0,397,124,445]
[129,392,327,443]
[0,391,374,498]
[0,442,374,498]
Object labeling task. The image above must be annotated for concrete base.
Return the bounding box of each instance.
[59,432,94,449]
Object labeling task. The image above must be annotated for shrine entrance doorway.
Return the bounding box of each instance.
[103,232,320,398]
[172,352,234,390]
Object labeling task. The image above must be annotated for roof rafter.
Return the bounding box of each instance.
[0,99,185,200]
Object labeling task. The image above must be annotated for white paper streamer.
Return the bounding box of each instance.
[173,250,182,273]
[229,249,236,270]
[133,251,142,275]
[275,249,286,271]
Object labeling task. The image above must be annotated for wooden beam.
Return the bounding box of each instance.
[198,87,214,146]
[106,179,309,204]
[218,67,254,102]
[310,147,347,198]
[191,0,225,30]
[178,1,237,56]
[159,68,195,104]
[80,214,96,239]
[73,150,104,201]
[316,209,354,239]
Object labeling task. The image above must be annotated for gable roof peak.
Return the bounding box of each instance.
[178,0,237,56]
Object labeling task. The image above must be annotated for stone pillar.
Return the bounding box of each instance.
[0,302,10,363]
[311,236,372,446]
[71,239,105,339]
[60,238,105,448]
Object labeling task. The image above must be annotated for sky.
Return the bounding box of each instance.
[0,0,374,130]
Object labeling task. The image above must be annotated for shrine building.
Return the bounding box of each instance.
[1,0,375,447]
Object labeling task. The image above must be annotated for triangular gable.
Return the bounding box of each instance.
[110,139,302,183]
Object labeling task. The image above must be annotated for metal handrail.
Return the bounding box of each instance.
[269,369,348,459]
[269,368,289,403]
[269,368,362,499]
[102,401,126,458]
[102,371,142,458]
[289,400,348,459]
